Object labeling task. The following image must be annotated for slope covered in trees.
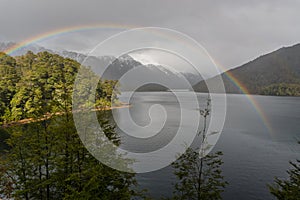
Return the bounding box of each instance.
[193,44,300,96]
[0,51,118,125]
[0,51,141,199]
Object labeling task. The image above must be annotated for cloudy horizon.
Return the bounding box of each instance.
[1,0,300,71]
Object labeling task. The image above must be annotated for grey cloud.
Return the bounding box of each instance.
[1,0,300,71]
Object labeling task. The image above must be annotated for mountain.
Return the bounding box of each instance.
[0,42,54,56]
[60,50,202,91]
[193,44,300,96]
[1,41,202,91]
[82,55,201,91]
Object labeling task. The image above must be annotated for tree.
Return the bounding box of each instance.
[169,97,228,200]
[171,149,227,200]
[268,142,300,200]
[0,52,19,123]
[0,113,140,200]
[0,51,140,199]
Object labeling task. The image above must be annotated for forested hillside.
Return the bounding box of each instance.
[193,44,300,96]
[0,51,141,199]
[0,51,118,125]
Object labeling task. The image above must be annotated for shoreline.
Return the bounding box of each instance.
[1,103,131,128]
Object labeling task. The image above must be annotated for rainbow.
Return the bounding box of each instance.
[1,24,273,134]
[3,23,138,55]
[219,65,273,134]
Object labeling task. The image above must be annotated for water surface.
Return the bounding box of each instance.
[114,92,300,200]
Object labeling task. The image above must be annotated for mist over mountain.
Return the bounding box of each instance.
[0,42,203,91]
[82,55,202,91]
[193,43,300,96]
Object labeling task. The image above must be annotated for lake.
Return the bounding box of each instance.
[113,92,300,200]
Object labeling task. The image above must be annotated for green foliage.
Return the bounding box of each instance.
[0,52,19,123]
[170,149,227,200]
[168,97,227,200]
[0,51,140,199]
[261,83,300,96]
[0,113,139,199]
[268,142,300,200]
[95,80,120,108]
[0,51,119,123]
[0,128,9,152]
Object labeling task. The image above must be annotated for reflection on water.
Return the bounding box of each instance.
[113,92,207,153]
[110,92,300,200]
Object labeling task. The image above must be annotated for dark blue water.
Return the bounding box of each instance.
[116,92,300,200]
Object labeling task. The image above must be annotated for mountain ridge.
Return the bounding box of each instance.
[0,41,203,92]
[193,43,300,96]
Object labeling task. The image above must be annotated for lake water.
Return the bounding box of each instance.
[114,92,300,200]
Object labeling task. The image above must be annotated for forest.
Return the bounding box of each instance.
[0,51,137,199]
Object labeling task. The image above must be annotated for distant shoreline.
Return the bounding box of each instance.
[133,90,300,97]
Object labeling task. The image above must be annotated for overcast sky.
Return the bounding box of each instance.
[1,0,300,71]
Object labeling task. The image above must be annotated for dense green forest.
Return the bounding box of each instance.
[0,51,118,125]
[0,51,140,199]
[261,83,300,96]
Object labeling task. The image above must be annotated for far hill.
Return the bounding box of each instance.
[193,44,300,96]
